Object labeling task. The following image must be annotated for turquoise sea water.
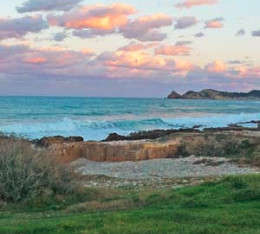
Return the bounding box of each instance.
[0,97,259,140]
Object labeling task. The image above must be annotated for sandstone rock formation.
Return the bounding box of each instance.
[36,130,260,165]
[46,139,181,163]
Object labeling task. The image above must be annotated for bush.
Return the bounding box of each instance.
[0,135,76,202]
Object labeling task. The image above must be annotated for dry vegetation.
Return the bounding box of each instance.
[176,133,260,166]
[0,134,77,202]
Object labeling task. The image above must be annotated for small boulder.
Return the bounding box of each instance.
[34,136,84,147]
[104,133,128,141]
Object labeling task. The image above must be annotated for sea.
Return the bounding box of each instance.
[0,97,259,140]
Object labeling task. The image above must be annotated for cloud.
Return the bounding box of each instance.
[194,32,205,37]
[0,15,48,40]
[0,44,95,77]
[48,4,172,41]
[236,29,246,36]
[206,61,227,73]
[227,60,245,65]
[53,32,67,41]
[117,42,160,52]
[238,66,260,78]
[118,42,147,52]
[0,44,29,62]
[0,43,194,83]
[22,46,94,68]
[0,43,259,96]
[48,3,136,31]
[155,45,192,56]
[252,29,260,37]
[73,29,115,38]
[175,16,197,29]
[17,0,83,13]
[175,41,193,46]
[120,14,172,41]
[100,50,196,80]
[24,57,47,64]
[205,17,224,28]
[175,0,218,8]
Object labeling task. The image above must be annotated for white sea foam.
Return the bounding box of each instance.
[0,112,259,140]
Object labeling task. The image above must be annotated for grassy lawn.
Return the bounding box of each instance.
[0,174,260,234]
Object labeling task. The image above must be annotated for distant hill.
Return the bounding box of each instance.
[167,89,260,100]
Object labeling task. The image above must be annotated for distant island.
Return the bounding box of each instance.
[167,89,260,100]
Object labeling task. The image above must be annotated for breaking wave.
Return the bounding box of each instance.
[1,112,259,140]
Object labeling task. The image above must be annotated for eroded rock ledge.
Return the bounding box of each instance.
[34,127,260,165]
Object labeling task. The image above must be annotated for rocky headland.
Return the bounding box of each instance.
[167,89,260,100]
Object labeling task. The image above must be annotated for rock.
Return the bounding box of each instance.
[193,158,225,166]
[34,136,84,147]
[228,124,242,128]
[193,125,203,129]
[104,129,200,142]
[34,129,260,165]
[104,125,260,142]
[47,140,181,163]
[104,133,127,141]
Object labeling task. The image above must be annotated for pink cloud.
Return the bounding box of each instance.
[24,57,47,64]
[100,50,195,77]
[0,43,259,93]
[176,0,218,8]
[236,66,260,78]
[48,3,136,31]
[175,60,194,71]
[118,42,146,52]
[155,45,192,56]
[118,42,160,52]
[205,18,224,28]
[206,61,227,72]
[82,48,95,55]
[0,44,95,76]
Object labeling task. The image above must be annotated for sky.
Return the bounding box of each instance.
[0,0,259,97]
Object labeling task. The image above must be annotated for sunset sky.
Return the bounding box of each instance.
[0,0,259,97]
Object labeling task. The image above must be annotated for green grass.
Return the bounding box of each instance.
[0,174,260,234]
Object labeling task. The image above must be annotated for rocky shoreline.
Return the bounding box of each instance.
[29,124,260,187]
[70,156,258,189]
[32,124,260,163]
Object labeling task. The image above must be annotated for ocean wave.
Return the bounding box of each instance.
[0,112,259,140]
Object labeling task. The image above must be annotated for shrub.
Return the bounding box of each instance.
[0,135,76,202]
